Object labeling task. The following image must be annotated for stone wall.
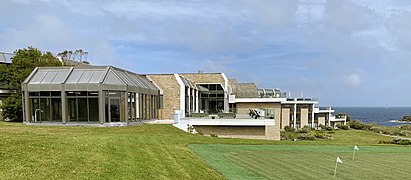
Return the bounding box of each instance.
[228,79,238,94]
[236,83,257,98]
[181,73,226,87]
[193,125,280,140]
[147,74,180,119]
[301,108,309,127]
[281,108,290,129]
[318,116,326,126]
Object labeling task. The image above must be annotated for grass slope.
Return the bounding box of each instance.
[0,122,281,180]
[0,122,397,179]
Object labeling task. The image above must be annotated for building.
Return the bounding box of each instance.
[147,72,346,140]
[0,52,14,121]
[146,72,230,119]
[21,66,344,140]
[21,66,160,125]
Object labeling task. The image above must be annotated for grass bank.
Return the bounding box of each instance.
[0,122,397,179]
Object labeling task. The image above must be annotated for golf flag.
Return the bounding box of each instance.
[334,157,343,176]
[353,145,360,160]
[336,157,343,163]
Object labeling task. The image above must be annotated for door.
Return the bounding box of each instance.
[109,98,121,122]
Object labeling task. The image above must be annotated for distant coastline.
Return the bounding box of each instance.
[333,107,411,126]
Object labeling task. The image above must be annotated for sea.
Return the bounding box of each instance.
[332,107,411,126]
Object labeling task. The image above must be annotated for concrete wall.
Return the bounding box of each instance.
[300,108,309,127]
[236,102,281,129]
[193,125,280,140]
[147,75,180,119]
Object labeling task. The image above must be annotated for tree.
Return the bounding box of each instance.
[0,47,62,121]
[57,49,88,62]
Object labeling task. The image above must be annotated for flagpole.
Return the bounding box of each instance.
[334,160,338,177]
[352,148,356,160]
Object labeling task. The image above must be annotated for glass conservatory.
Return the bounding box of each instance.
[21,66,160,124]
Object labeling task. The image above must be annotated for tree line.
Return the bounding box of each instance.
[0,47,87,121]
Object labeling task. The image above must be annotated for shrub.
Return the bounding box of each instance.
[284,126,295,132]
[325,126,333,131]
[280,131,299,141]
[393,139,411,145]
[309,130,331,139]
[298,125,313,133]
[319,124,326,130]
[378,140,393,144]
[400,125,411,130]
[349,120,372,130]
[210,134,218,137]
[336,124,350,130]
[298,133,315,141]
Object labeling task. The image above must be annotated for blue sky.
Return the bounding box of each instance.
[1,0,411,107]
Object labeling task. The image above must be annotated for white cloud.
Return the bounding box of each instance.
[345,74,363,86]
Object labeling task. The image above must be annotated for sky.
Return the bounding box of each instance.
[1,0,411,107]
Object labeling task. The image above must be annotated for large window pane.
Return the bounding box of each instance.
[30,98,39,122]
[88,98,99,122]
[78,98,88,122]
[51,98,62,122]
[40,98,51,122]
[110,98,121,122]
[68,98,77,122]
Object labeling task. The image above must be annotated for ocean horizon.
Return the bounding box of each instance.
[331,107,411,126]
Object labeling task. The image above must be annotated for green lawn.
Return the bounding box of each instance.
[190,144,411,179]
[0,122,278,180]
[0,122,401,179]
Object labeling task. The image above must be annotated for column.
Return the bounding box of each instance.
[293,103,297,128]
[61,90,67,124]
[24,88,30,123]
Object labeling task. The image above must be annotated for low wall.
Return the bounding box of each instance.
[193,125,280,140]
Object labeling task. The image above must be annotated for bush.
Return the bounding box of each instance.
[284,126,295,132]
[280,131,299,141]
[393,139,411,145]
[349,120,372,130]
[298,125,314,133]
[325,126,333,131]
[210,134,218,137]
[400,125,411,130]
[336,124,350,130]
[298,133,315,141]
[319,124,326,130]
[378,140,393,144]
[309,131,330,139]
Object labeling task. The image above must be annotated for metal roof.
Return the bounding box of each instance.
[0,52,14,64]
[22,66,159,94]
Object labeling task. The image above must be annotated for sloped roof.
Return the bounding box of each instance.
[22,66,159,93]
[0,52,14,64]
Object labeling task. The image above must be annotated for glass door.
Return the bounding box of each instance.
[109,98,121,122]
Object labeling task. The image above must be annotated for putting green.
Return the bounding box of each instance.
[190,144,411,179]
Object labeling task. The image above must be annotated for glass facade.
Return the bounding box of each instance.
[198,84,224,114]
[22,67,172,124]
[66,91,99,123]
[29,91,62,122]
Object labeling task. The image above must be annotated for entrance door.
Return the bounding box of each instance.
[109,98,121,122]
